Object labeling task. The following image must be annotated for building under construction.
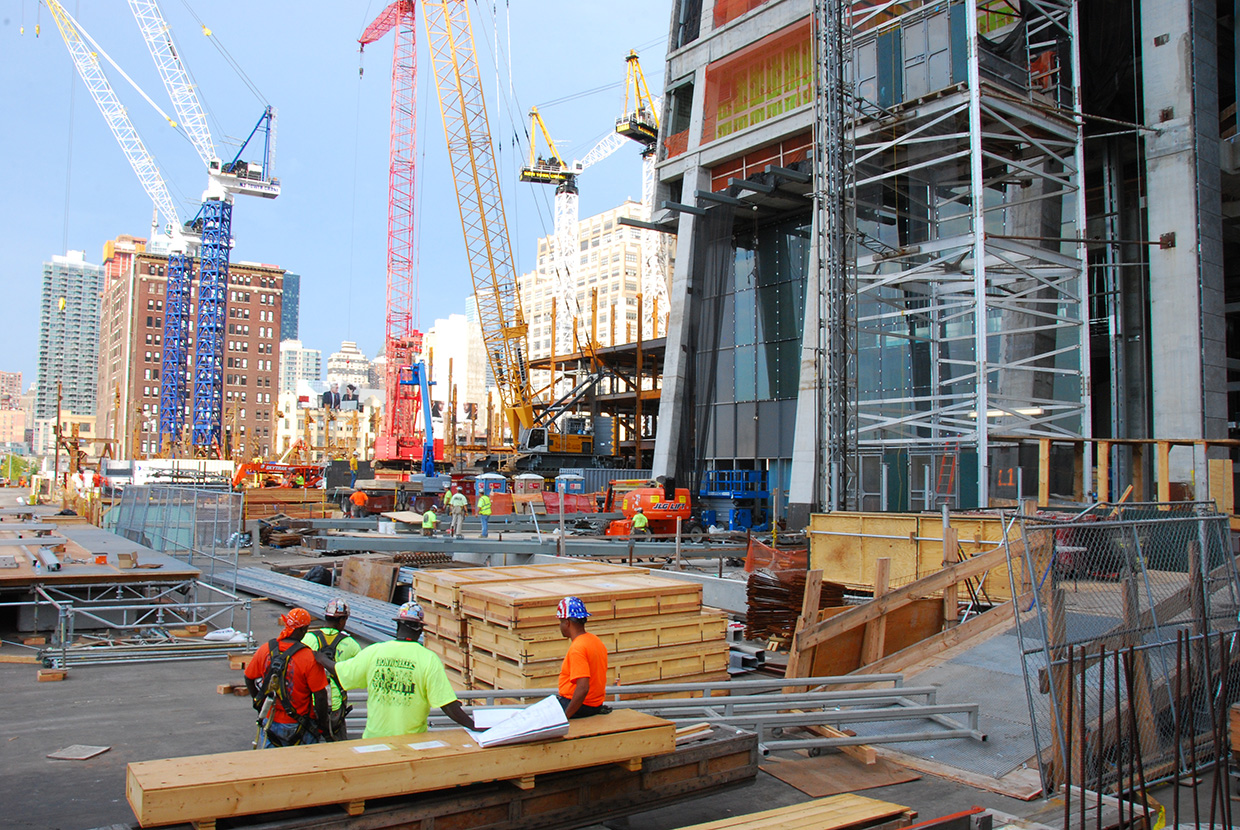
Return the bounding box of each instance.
[650,0,1239,522]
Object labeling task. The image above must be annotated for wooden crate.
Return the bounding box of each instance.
[467,610,728,664]
[469,642,731,688]
[412,562,633,612]
[421,602,469,644]
[425,637,468,676]
[460,574,703,629]
[469,670,732,701]
[127,711,674,828]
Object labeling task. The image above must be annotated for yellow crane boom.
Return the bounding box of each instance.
[423,0,533,437]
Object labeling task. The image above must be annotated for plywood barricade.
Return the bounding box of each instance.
[808,511,1019,602]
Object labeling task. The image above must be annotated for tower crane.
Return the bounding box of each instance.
[45,0,278,459]
[358,1,436,473]
[616,50,669,331]
[520,110,625,355]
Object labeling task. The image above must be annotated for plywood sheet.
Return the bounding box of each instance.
[459,573,703,629]
[412,562,633,610]
[338,555,399,602]
[760,753,919,797]
[807,599,944,677]
[127,710,675,827]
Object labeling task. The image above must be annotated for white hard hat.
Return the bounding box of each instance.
[325,598,350,618]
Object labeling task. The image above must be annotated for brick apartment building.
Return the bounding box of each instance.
[97,236,285,459]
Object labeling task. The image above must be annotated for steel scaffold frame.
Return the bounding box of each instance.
[159,253,192,449]
[192,199,231,452]
[821,0,1088,509]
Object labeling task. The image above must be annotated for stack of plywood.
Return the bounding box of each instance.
[411,562,632,681]
[412,564,729,693]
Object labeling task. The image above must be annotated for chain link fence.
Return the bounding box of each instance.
[108,485,243,589]
[1007,503,1240,795]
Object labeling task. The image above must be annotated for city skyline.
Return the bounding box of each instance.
[0,2,671,385]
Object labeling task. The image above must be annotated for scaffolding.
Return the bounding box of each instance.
[819,0,1089,510]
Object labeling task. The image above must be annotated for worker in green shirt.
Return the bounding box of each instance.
[476,492,492,538]
[316,602,475,738]
[631,505,650,536]
[303,598,361,740]
[421,505,438,536]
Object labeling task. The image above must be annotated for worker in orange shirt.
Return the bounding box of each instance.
[348,488,369,518]
[555,596,611,718]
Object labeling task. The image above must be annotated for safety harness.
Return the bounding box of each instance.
[258,638,319,746]
[311,629,354,741]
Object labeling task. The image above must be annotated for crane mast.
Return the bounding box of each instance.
[423,0,533,436]
[360,1,429,465]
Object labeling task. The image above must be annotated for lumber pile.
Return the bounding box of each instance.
[127,710,675,828]
[242,488,330,521]
[670,793,915,830]
[411,563,729,692]
[745,569,845,640]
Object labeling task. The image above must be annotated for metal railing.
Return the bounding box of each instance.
[109,485,243,588]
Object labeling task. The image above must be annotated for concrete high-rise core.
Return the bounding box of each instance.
[650,0,1239,519]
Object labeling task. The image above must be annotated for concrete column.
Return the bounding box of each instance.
[651,166,710,481]
[1141,0,1226,487]
[787,208,821,527]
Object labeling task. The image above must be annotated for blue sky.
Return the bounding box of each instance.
[0,0,671,388]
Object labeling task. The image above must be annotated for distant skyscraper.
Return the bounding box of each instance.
[281,272,300,341]
[0,371,22,409]
[36,251,103,421]
[279,339,322,394]
[326,341,371,389]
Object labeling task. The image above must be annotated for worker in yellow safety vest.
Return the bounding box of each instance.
[476,492,492,538]
[421,506,438,536]
[631,506,650,536]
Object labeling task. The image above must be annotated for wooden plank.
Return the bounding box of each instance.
[469,641,731,687]
[1209,457,1234,515]
[1038,438,1051,506]
[1097,441,1111,503]
[1156,440,1171,503]
[797,544,1010,651]
[669,793,914,830]
[783,569,823,691]
[859,559,891,667]
[127,710,675,827]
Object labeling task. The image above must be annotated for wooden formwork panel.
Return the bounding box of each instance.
[808,511,1018,601]
[467,610,728,664]
[469,642,731,688]
[126,711,675,827]
[460,574,703,629]
[412,562,633,611]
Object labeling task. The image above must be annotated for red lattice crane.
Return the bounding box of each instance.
[360,2,427,464]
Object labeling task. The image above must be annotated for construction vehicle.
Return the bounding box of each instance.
[231,462,324,491]
[601,479,697,537]
[45,0,278,459]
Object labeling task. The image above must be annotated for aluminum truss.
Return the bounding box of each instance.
[823,0,1088,509]
[192,198,231,453]
[158,253,192,449]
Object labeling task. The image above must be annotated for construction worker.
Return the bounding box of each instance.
[244,607,331,748]
[631,506,650,536]
[349,452,359,487]
[348,488,369,518]
[303,598,360,741]
[448,487,469,537]
[293,471,306,488]
[556,597,611,718]
[316,601,475,738]
[421,505,438,536]
[476,490,492,538]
